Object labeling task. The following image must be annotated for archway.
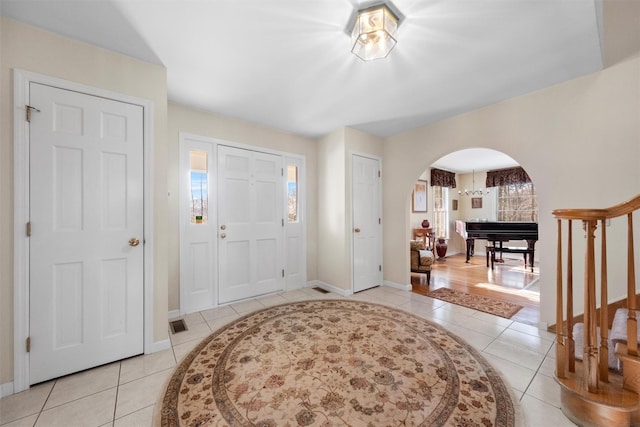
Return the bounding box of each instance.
[407,148,541,326]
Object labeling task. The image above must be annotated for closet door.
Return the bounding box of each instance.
[352,154,382,292]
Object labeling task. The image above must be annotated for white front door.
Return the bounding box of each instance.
[218,145,285,304]
[352,155,382,292]
[29,83,144,384]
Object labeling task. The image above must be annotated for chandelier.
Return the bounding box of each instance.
[351,3,400,61]
[458,170,490,196]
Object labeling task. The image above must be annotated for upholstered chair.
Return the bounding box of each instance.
[410,240,435,285]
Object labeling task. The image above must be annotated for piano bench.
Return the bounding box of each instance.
[488,246,535,272]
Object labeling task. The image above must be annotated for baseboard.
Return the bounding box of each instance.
[0,381,14,399]
[150,338,171,353]
[307,280,352,297]
[168,309,180,320]
[383,280,411,291]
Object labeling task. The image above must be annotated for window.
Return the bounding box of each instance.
[433,186,449,238]
[189,150,208,224]
[497,183,538,222]
[287,165,298,223]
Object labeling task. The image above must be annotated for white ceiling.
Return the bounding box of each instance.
[0,0,603,145]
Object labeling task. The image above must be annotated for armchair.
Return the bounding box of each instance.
[410,240,435,285]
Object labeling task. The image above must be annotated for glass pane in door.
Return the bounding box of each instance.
[287,165,298,223]
[190,150,208,224]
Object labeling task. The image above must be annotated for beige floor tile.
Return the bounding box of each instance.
[0,413,39,427]
[206,313,240,332]
[520,394,577,426]
[199,305,236,322]
[119,349,176,385]
[525,372,562,407]
[458,316,509,339]
[230,299,265,314]
[443,323,496,351]
[174,311,206,328]
[495,328,555,356]
[469,310,515,328]
[538,355,557,378]
[278,290,311,301]
[114,404,155,427]
[422,306,474,327]
[0,381,53,425]
[255,293,289,307]
[45,362,120,409]
[115,369,172,419]
[396,299,438,317]
[483,339,545,371]
[482,353,536,392]
[508,321,557,342]
[36,388,116,427]
[171,338,203,363]
[169,321,211,346]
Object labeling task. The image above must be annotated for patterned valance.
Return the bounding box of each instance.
[430,168,457,188]
[485,167,531,187]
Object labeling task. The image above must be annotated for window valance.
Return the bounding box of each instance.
[430,168,457,188]
[485,166,531,187]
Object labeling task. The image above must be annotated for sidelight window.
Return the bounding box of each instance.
[189,150,208,224]
[287,165,299,223]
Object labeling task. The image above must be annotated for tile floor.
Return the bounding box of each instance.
[0,285,577,426]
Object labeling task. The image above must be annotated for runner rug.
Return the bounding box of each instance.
[156,299,523,426]
[427,287,523,319]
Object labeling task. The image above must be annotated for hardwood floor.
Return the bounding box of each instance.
[411,253,540,326]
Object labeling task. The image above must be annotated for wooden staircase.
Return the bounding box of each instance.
[553,195,640,426]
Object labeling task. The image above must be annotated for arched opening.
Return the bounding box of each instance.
[408,148,540,326]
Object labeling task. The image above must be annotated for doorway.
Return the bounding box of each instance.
[179,134,306,312]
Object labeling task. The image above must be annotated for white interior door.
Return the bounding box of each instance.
[218,145,284,304]
[352,154,382,292]
[29,83,144,384]
[180,137,216,314]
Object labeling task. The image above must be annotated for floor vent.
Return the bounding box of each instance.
[312,287,330,294]
[169,319,188,334]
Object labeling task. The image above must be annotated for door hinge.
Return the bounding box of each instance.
[26,337,31,353]
[26,222,31,237]
[282,168,284,176]
[282,269,285,277]
[378,170,381,178]
[26,105,40,123]
[379,218,381,225]
[379,265,382,272]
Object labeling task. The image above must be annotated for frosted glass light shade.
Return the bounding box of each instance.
[351,4,399,61]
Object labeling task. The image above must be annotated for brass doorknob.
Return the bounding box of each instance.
[129,238,140,247]
[354,228,361,233]
[220,233,227,239]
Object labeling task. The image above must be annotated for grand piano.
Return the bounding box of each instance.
[455,220,538,266]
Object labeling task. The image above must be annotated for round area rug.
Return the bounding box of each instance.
[157,299,522,426]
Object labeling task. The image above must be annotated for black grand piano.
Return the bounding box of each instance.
[456,220,538,268]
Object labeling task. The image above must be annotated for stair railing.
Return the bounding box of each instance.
[553,194,640,393]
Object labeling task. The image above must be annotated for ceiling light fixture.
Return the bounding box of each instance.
[458,170,490,196]
[351,3,399,61]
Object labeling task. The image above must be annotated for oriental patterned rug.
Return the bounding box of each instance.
[156,300,522,426]
[427,288,523,319]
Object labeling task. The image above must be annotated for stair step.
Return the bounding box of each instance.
[556,361,639,427]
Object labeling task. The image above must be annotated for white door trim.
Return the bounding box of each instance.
[178,132,306,310]
[12,69,155,393]
[349,151,383,293]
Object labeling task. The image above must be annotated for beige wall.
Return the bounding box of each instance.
[0,18,169,385]
[383,29,640,327]
[317,127,383,290]
[166,102,318,311]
